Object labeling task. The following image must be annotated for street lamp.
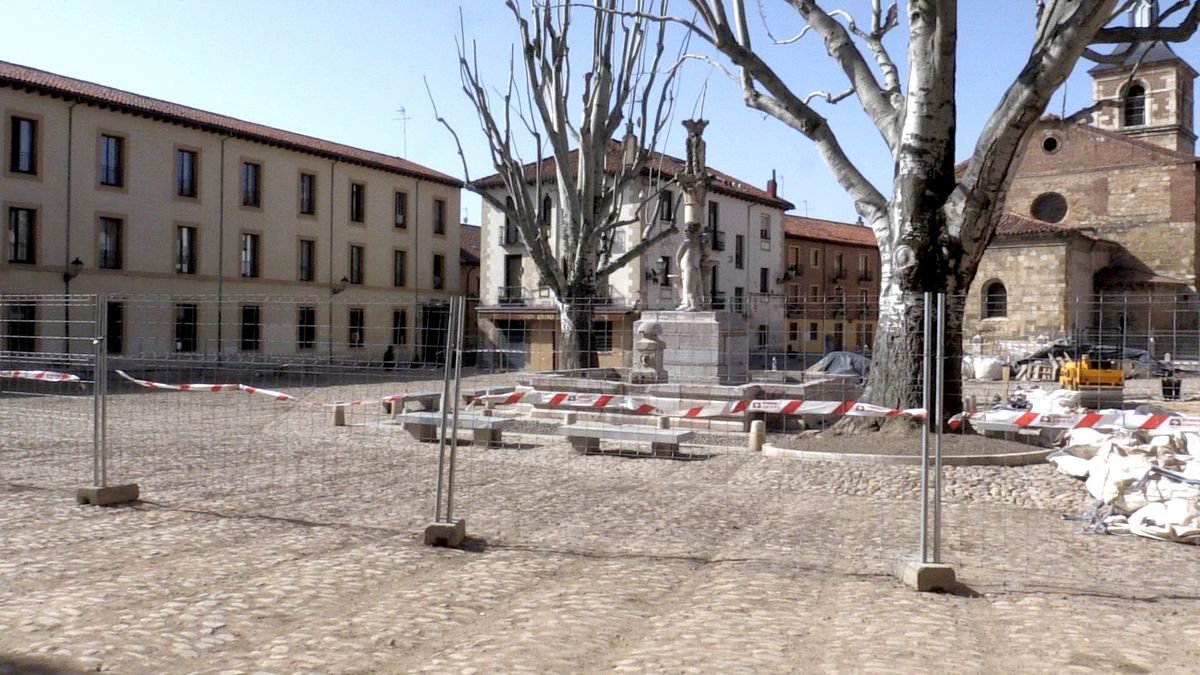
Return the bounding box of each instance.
[63,257,84,357]
[330,276,350,296]
[63,257,83,283]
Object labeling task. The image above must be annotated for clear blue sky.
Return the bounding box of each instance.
[4,1,1196,225]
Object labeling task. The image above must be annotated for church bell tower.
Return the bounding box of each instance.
[1089,0,1197,153]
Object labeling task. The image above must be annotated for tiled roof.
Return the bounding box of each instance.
[782,215,876,247]
[472,141,793,210]
[460,223,481,265]
[0,60,462,187]
[1088,41,1191,75]
[994,212,1075,236]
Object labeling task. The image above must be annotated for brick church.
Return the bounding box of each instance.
[966,3,1200,358]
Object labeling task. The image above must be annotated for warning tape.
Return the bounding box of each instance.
[952,408,1200,433]
[1,369,82,383]
[114,370,409,408]
[473,390,925,420]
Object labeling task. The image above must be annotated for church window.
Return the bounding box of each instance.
[983,281,1007,319]
[1124,84,1146,126]
[1031,192,1067,223]
[1041,135,1060,153]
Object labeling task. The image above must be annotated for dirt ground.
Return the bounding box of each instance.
[3,370,1199,673]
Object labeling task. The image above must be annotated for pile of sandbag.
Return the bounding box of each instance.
[1049,428,1200,544]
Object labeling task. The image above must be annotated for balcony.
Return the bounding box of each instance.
[498,285,527,306]
[786,263,802,278]
[500,224,522,246]
[859,270,874,282]
[831,266,847,281]
[710,290,727,310]
[786,300,805,316]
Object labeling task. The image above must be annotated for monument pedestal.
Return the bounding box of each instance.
[635,311,748,385]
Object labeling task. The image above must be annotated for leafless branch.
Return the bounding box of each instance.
[804,88,854,105]
[1093,0,1200,42]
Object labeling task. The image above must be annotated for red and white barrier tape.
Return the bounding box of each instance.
[473,390,925,420]
[952,408,1200,433]
[0,369,81,383]
[114,370,409,408]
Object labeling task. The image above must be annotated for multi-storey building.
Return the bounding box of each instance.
[782,215,880,358]
[474,145,793,370]
[1,61,462,362]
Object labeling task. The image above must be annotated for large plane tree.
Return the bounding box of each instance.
[662,0,1200,418]
[437,0,683,369]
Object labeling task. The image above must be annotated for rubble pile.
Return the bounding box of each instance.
[1050,427,1200,544]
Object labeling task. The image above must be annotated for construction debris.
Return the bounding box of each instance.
[1050,427,1200,545]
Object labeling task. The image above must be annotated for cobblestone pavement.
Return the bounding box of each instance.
[3,381,1200,673]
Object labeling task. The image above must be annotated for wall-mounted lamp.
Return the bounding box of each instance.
[63,257,84,283]
[644,269,659,283]
[330,276,350,296]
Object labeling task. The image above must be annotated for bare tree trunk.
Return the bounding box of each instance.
[558,299,599,370]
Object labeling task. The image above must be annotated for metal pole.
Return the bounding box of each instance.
[432,296,459,522]
[93,292,110,487]
[933,292,946,563]
[920,292,932,563]
[445,296,467,520]
[92,295,102,486]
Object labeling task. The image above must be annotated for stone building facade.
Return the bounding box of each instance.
[966,28,1200,358]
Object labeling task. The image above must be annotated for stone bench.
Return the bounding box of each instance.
[383,391,442,415]
[394,411,513,445]
[558,423,694,456]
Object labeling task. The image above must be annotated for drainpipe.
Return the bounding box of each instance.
[328,159,337,359]
[64,101,79,356]
[217,135,232,358]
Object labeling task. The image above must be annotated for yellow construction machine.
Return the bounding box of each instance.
[1059,352,1125,408]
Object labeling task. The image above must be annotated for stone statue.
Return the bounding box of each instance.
[675,118,711,312]
[676,222,705,311]
[630,323,666,384]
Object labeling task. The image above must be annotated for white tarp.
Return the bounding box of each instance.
[1050,428,1200,544]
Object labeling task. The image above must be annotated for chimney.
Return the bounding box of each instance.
[767,169,777,198]
[621,123,638,168]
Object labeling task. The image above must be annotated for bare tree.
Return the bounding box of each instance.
[434,0,683,369]
[652,0,1200,419]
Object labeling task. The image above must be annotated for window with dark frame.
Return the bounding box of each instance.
[299,172,316,215]
[392,309,408,346]
[176,149,197,197]
[393,249,407,287]
[100,134,123,186]
[432,253,444,289]
[659,255,671,287]
[760,267,769,294]
[106,301,124,354]
[10,116,37,174]
[348,307,365,348]
[176,225,197,274]
[349,245,364,284]
[5,303,36,352]
[240,232,260,277]
[99,217,122,269]
[658,189,675,221]
[242,162,261,207]
[984,281,1008,318]
[7,207,35,264]
[240,305,261,351]
[593,320,613,352]
[394,191,408,228]
[297,306,316,349]
[707,200,719,230]
[808,322,818,341]
[433,198,446,234]
[735,234,744,269]
[350,182,365,222]
[757,325,768,348]
[789,322,799,342]
[174,304,198,352]
[760,213,771,240]
[1124,84,1146,126]
[298,239,315,282]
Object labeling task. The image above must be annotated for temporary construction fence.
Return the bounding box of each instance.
[4,291,1199,598]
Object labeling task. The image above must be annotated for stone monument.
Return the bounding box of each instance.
[634,119,748,385]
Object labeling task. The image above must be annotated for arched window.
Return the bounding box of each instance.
[1124,84,1146,127]
[540,194,553,227]
[984,281,1007,319]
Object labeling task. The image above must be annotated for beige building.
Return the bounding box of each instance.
[1,61,462,362]
[782,216,880,358]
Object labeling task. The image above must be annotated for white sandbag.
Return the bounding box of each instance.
[1061,427,1110,447]
[973,357,1004,381]
[962,356,975,379]
[1047,451,1092,478]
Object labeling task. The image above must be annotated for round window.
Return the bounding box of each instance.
[1041,135,1060,153]
[1031,192,1068,223]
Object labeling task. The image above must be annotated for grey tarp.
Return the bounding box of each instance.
[806,351,871,378]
